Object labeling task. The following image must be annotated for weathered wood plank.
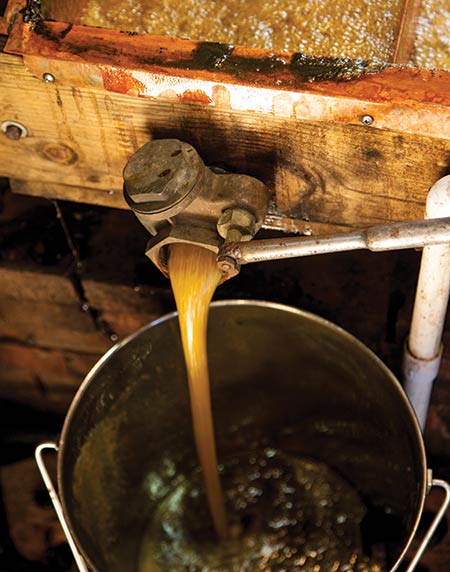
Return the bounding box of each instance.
[0,264,166,355]
[0,298,112,353]
[0,342,98,388]
[1,47,450,232]
[10,178,126,209]
[82,279,166,336]
[0,380,74,412]
[0,266,78,304]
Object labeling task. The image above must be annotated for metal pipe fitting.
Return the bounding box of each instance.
[123,139,270,280]
[219,216,450,266]
[403,175,450,430]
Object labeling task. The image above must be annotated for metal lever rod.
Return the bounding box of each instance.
[225,217,450,265]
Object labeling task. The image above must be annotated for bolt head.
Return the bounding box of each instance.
[217,207,256,241]
[43,72,56,83]
[217,255,240,279]
[123,139,204,214]
[219,262,232,272]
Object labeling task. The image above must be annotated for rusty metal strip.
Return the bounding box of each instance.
[5,17,450,140]
[0,0,25,35]
[393,0,422,63]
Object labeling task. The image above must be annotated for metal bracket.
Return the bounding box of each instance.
[35,442,90,572]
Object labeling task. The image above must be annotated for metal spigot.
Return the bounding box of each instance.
[123,139,270,281]
[124,140,450,285]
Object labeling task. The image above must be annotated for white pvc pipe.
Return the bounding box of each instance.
[404,175,450,430]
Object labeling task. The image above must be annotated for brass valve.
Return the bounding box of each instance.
[123,139,270,280]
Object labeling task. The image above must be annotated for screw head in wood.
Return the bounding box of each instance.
[360,114,374,126]
[1,120,28,140]
[43,72,56,83]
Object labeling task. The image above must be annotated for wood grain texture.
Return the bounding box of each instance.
[0,258,166,378]
[82,279,166,335]
[0,266,78,304]
[0,266,165,352]
[10,178,127,209]
[0,342,98,388]
[2,50,450,232]
[0,267,112,355]
[0,298,112,353]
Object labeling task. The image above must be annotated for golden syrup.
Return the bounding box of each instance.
[411,0,450,70]
[168,243,228,539]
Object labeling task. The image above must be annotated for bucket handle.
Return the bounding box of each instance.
[35,442,450,572]
[35,442,90,572]
[406,474,450,572]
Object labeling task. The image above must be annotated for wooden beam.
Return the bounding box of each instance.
[10,179,127,209]
[0,342,98,389]
[1,46,450,232]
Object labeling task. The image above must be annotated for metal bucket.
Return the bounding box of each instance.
[36,300,450,572]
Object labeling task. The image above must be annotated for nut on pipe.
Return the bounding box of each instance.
[217,208,257,242]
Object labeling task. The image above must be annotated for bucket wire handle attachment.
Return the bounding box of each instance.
[406,476,450,572]
[35,442,90,572]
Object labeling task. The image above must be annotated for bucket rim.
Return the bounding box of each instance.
[57,299,427,572]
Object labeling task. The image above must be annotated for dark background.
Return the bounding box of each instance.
[0,179,449,570]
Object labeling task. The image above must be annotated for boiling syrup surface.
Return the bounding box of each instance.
[138,434,385,572]
[80,0,401,59]
[79,0,449,68]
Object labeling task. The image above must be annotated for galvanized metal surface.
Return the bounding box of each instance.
[392,0,423,63]
[53,301,426,572]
